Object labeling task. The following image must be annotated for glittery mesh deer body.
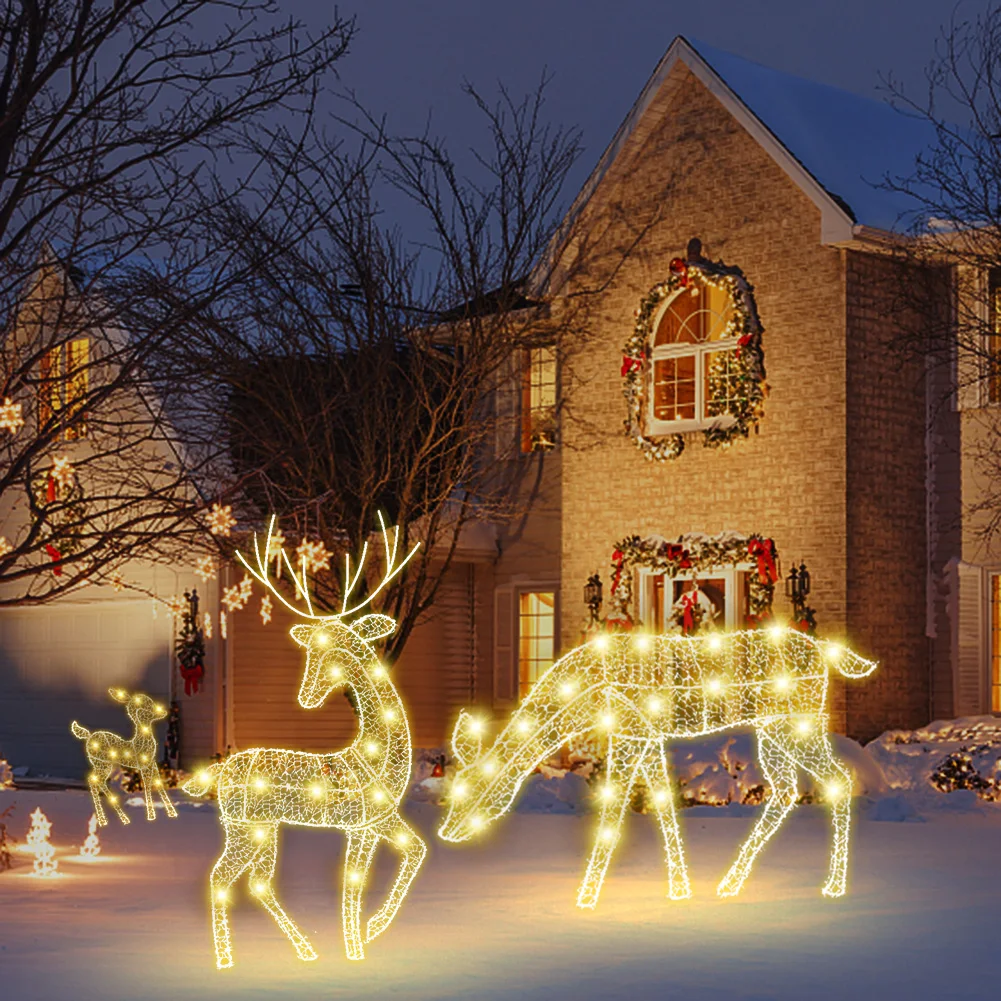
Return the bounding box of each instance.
[71,689,176,825]
[183,516,425,968]
[440,629,877,904]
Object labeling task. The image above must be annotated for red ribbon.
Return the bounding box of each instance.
[665,543,692,569]
[669,257,689,287]
[680,592,697,633]
[179,662,204,696]
[738,332,753,348]
[44,543,62,576]
[620,355,642,378]
[46,475,56,503]
[748,538,778,584]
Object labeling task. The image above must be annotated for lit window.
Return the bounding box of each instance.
[39,338,89,439]
[518,591,555,699]
[521,346,557,452]
[650,283,738,430]
[992,575,1001,712]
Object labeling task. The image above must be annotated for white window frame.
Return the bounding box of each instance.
[514,583,560,699]
[647,290,739,436]
[638,565,752,631]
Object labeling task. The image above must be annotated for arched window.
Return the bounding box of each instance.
[649,283,739,432]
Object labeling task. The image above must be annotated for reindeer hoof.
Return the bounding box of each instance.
[216,957,234,970]
[297,946,318,962]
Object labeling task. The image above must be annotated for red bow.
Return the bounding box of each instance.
[179,661,204,696]
[669,257,689,287]
[748,538,778,584]
[46,475,56,503]
[620,355,643,378]
[44,543,62,576]
[680,592,698,633]
[610,549,625,593]
[665,543,692,569]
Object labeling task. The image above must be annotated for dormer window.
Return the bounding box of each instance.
[649,283,738,434]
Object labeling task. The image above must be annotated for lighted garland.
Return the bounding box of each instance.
[622,257,766,461]
[606,531,779,629]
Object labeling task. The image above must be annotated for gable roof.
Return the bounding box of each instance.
[568,36,938,245]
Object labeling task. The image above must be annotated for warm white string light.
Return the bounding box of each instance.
[26,808,58,877]
[184,515,425,968]
[206,503,236,537]
[70,689,178,826]
[439,628,877,904]
[0,396,24,434]
[79,814,101,857]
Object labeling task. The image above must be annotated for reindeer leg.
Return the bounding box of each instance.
[641,743,691,900]
[342,829,379,961]
[94,762,129,825]
[86,761,109,827]
[365,817,428,944]
[576,736,643,910]
[157,781,178,818]
[717,734,797,897]
[210,823,256,969]
[140,766,157,821]
[793,732,854,897]
[248,825,317,961]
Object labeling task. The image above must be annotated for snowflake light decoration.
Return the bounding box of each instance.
[50,454,74,489]
[296,537,332,574]
[439,627,878,904]
[203,611,214,640]
[222,582,249,613]
[0,536,11,558]
[206,503,236,537]
[71,689,178,826]
[260,594,273,625]
[0,397,23,434]
[195,556,217,582]
[183,514,423,967]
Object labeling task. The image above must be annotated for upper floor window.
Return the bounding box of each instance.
[39,337,89,439]
[649,283,738,433]
[520,345,556,452]
[987,270,1001,405]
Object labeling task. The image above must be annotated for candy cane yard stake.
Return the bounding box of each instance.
[184,515,425,968]
[440,627,877,906]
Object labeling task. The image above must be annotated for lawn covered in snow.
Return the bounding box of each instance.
[2,771,1001,1001]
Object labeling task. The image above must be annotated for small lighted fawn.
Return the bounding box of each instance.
[183,516,426,968]
[71,689,176,826]
[440,628,877,905]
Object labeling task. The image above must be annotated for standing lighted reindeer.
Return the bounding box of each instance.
[440,627,877,905]
[183,515,426,968]
[71,689,177,825]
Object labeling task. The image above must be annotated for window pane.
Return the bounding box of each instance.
[64,338,89,440]
[655,286,703,345]
[654,357,696,421]
[519,591,555,699]
[704,284,735,342]
[521,346,557,451]
[705,347,742,418]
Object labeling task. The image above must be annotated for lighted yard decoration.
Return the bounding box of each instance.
[439,627,877,905]
[80,814,101,858]
[183,515,426,968]
[26,807,57,877]
[70,689,177,826]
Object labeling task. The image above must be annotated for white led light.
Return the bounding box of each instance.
[440,628,877,905]
[184,514,427,967]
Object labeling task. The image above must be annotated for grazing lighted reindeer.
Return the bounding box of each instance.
[439,627,877,905]
[70,689,177,826]
[183,515,426,968]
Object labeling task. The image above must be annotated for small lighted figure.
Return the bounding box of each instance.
[80,814,101,858]
[439,628,878,906]
[70,689,178,826]
[26,807,57,877]
[184,515,426,968]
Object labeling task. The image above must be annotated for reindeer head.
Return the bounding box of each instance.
[438,709,499,842]
[238,514,419,710]
[109,689,167,723]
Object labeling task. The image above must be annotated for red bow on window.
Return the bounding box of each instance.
[620,355,643,378]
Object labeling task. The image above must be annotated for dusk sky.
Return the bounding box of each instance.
[323,0,989,201]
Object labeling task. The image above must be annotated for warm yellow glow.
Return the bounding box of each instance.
[27,808,57,877]
[79,814,101,858]
[440,628,878,905]
[593,634,610,651]
[825,643,843,661]
[70,689,176,826]
[184,513,427,967]
[0,397,24,434]
[768,625,785,641]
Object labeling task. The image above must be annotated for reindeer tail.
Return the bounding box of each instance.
[182,763,221,797]
[70,721,91,741]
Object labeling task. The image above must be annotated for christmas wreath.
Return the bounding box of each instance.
[31,465,87,573]
[606,531,779,629]
[622,255,766,461]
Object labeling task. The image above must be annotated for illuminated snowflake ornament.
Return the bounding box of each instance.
[295,537,332,574]
[70,689,178,826]
[195,556,217,582]
[26,808,58,877]
[50,454,74,489]
[0,397,23,434]
[439,628,878,905]
[260,594,273,625]
[183,514,424,967]
[206,503,236,537]
[0,536,11,558]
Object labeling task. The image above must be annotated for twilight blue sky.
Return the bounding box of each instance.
[319,0,987,196]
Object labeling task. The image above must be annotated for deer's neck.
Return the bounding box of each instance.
[345,665,412,799]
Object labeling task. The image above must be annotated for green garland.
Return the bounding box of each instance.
[607,531,779,628]
[32,467,87,559]
[622,257,766,460]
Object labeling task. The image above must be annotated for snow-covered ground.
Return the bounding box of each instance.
[2,777,1001,1001]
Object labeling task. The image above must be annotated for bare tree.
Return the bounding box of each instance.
[168,82,593,661]
[0,0,354,604]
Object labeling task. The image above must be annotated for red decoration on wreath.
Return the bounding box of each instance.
[620,355,643,378]
[668,257,689,287]
[748,537,778,584]
[179,661,204,697]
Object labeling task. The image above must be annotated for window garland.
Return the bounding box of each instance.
[622,256,766,461]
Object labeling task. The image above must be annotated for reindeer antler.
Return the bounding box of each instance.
[236,514,420,621]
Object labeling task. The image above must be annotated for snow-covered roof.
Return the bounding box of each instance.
[688,39,938,234]
[566,36,939,246]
